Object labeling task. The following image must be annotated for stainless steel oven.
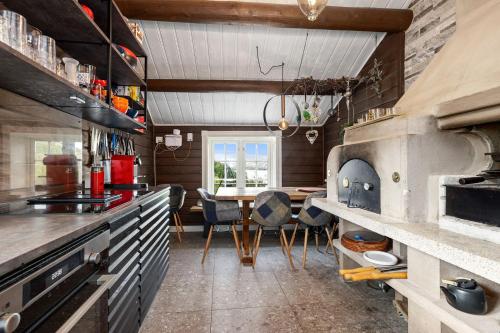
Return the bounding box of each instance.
[0,227,115,333]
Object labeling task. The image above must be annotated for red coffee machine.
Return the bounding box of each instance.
[111,155,135,184]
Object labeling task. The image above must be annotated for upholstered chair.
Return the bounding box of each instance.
[170,184,187,242]
[251,191,294,269]
[290,191,338,268]
[197,188,242,264]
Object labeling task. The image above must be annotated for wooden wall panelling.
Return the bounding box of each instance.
[322,32,405,164]
[154,126,324,225]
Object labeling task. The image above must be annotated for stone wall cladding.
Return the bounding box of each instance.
[405,0,457,90]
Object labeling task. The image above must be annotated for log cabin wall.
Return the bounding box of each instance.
[154,126,324,225]
[322,32,406,164]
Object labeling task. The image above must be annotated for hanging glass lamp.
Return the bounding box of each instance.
[297,0,328,21]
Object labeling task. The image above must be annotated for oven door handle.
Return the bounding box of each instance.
[55,274,117,333]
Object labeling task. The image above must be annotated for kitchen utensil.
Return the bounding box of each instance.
[458,169,500,185]
[1,10,27,53]
[38,35,56,72]
[63,57,79,85]
[341,231,389,252]
[363,251,399,266]
[340,265,408,282]
[441,278,487,315]
[80,4,94,20]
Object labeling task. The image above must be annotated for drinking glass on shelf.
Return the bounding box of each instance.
[26,27,42,61]
[63,57,80,86]
[38,35,56,72]
[0,10,27,53]
[56,58,66,78]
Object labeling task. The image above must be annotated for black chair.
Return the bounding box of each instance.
[197,188,242,264]
[170,184,187,242]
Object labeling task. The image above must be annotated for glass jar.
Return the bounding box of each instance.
[90,79,102,99]
[77,64,96,92]
[0,10,27,53]
[38,35,57,72]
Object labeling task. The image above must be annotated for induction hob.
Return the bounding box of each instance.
[11,190,152,215]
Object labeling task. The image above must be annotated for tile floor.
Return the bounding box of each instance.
[141,231,408,333]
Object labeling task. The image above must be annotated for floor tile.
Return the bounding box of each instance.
[156,272,213,312]
[212,271,289,309]
[140,310,211,333]
[139,232,408,333]
[211,305,302,333]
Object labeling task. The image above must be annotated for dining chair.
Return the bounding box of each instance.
[290,191,339,268]
[251,191,294,269]
[169,184,187,243]
[197,188,242,264]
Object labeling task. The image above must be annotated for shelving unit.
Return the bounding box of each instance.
[2,0,148,133]
[333,240,500,333]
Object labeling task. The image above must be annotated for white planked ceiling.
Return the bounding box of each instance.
[141,0,411,126]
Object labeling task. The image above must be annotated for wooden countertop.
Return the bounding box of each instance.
[0,186,170,276]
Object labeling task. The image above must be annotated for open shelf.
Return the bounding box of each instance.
[4,0,109,45]
[1,0,148,132]
[0,42,145,133]
[334,240,500,333]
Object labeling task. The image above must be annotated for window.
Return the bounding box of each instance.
[203,131,281,193]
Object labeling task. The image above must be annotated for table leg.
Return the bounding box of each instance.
[240,200,253,265]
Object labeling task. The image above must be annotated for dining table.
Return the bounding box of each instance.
[214,187,326,265]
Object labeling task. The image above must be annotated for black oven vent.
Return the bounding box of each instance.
[337,159,381,214]
[445,184,500,227]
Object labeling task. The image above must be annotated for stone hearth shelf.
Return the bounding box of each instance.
[314,197,500,333]
[313,198,500,285]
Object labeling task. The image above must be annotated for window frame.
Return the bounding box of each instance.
[202,131,282,193]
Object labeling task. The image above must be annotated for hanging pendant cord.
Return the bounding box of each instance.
[296,32,309,79]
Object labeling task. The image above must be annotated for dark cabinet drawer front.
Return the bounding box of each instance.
[109,207,140,233]
[141,191,169,212]
[110,217,140,249]
[109,240,140,274]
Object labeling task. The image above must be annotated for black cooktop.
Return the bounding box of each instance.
[14,190,152,215]
[27,192,122,205]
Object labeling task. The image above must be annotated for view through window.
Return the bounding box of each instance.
[204,132,280,193]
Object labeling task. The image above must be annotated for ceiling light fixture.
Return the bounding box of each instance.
[297,0,328,21]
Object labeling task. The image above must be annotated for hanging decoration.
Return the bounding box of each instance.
[256,31,383,141]
[305,129,319,145]
[297,0,328,21]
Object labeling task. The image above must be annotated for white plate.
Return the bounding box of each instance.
[363,251,398,266]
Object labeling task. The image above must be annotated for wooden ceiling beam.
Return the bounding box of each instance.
[116,1,413,33]
[148,79,294,94]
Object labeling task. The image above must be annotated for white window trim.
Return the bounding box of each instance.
[202,130,282,193]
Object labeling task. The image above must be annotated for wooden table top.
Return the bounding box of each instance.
[215,187,325,201]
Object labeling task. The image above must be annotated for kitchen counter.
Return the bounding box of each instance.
[0,185,170,276]
[313,197,500,285]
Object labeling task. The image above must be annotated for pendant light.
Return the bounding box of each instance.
[277,95,289,130]
[297,0,328,21]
